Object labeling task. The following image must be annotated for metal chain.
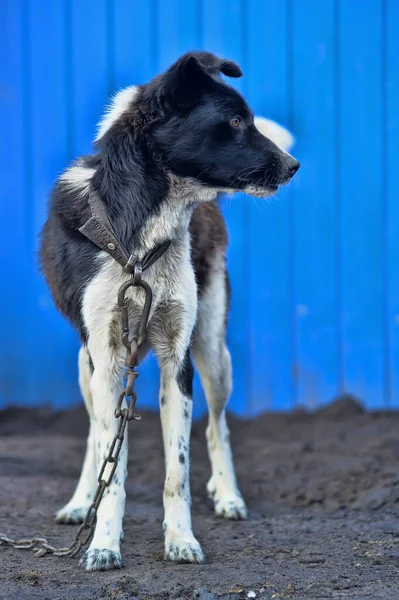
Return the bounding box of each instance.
[0,265,151,559]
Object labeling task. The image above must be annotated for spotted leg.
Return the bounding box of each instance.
[192,260,247,520]
[56,346,97,524]
[78,336,126,571]
[76,265,128,572]
[151,291,204,563]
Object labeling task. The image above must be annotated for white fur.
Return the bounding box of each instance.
[77,256,127,569]
[192,257,247,519]
[139,174,217,255]
[55,347,97,524]
[243,184,278,199]
[59,161,95,194]
[154,239,204,562]
[95,86,139,142]
[254,116,295,153]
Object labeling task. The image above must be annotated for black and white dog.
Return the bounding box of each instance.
[39,51,299,571]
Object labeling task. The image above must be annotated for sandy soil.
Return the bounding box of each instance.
[0,397,399,599]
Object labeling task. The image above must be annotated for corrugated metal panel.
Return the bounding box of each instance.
[1,0,398,415]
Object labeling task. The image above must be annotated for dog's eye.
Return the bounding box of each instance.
[230,116,241,128]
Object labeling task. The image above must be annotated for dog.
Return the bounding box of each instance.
[39,51,299,571]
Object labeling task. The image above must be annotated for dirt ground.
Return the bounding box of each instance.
[0,397,399,600]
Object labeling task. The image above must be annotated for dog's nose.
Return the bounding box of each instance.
[287,157,300,177]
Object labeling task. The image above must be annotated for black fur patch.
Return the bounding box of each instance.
[39,204,101,339]
[176,350,193,398]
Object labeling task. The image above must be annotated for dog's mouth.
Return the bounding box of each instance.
[236,178,279,198]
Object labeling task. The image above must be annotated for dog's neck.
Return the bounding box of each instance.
[90,145,218,259]
[138,174,218,257]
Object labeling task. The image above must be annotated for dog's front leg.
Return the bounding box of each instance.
[159,350,204,563]
[151,291,204,563]
[79,350,126,571]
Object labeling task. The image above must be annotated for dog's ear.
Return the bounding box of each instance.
[220,59,242,78]
[163,52,243,110]
[189,51,242,79]
[164,54,214,110]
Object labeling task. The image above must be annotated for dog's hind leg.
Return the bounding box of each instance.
[55,345,98,524]
[192,258,247,520]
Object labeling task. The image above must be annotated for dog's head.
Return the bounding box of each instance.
[141,51,299,197]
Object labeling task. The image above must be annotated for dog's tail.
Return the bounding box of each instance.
[254,117,295,153]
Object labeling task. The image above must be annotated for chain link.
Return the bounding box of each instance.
[0,266,151,560]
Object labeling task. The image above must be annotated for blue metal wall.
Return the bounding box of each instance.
[1,0,399,416]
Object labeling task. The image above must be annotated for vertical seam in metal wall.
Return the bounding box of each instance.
[64,0,75,162]
[19,0,33,404]
[286,0,297,407]
[241,0,251,414]
[22,0,33,255]
[151,0,159,75]
[334,0,343,394]
[196,0,203,48]
[106,0,115,96]
[381,0,390,405]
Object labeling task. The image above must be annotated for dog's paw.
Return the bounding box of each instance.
[79,548,122,571]
[207,478,247,520]
[164,532,205,564]
[55,503,91,524]
[214,494,248,520]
